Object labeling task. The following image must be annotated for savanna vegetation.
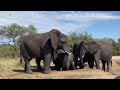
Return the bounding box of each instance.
[0,23,37,58]
[0,23,120,58]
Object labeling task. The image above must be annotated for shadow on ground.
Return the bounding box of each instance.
[13,66,56,73]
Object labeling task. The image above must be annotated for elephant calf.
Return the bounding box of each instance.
[53,49,75,71]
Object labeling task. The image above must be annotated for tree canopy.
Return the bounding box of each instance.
[0,23,37,58]
[0,23,120,58]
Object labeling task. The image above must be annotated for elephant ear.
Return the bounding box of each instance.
[50,29,59,50]
[79,41,89,50]
[89,42,100,54]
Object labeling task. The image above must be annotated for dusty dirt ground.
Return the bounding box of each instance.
[0,56,120,79]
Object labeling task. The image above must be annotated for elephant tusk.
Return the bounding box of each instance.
[65,50,71,54]
[82,55,84,58]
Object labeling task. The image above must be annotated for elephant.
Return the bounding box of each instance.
[73,40,112,72]
[53,49,75,71]
[20,29,68,74]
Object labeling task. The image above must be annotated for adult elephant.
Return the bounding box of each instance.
[20,29,68,74]
[73,40,112,72]
[53,49,75,71]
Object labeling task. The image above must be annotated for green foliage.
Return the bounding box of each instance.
[0,45,16,58]
[0,24,120,58]
[0,23,37,58]
[67,31,120,56]
[94,38,120,56]
[67,31,93,52]
[112,42,120,56]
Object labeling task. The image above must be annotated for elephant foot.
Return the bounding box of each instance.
[72,67,76,70]
[96,67,100,69]
[106,69,110,72]
[102,68,105,71]
[25,70,33,74]
[89,66,94,69]
[43,69,51,74]
[79,65,84,69]
[79,67,84,69]
[37,67,43,71]
[90,67,93,69]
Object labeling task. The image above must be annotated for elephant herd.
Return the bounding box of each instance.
[20,29,113,74]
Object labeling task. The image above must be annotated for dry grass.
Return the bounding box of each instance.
[0,56,120,79]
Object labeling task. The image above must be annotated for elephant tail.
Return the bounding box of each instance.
[19,51,25,66]
[19,42,31,64]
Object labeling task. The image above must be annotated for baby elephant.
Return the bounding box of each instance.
[53,49,75,71]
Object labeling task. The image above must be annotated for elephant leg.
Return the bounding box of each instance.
[74,59,78,69]
[106,60,111,72]
[43,54,51,74]
[74,55,79,69]
[55,64,60,71]
[36,58,43,71]
[62,58,66,70]
[94,59,100,69]
[25,59,33,74]
[88,59,94,69]
[94,54,100,69]
[64,60,69,70]
[57,64,61,71]
[54,62,60,71]
[54,64,57,70]
[79,58,84,69]
[70,61,75,70]
[101,60,106,71]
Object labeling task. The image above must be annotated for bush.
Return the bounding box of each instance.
[0,31,120,58]
[67,31,93,52]
[0,45,19,58]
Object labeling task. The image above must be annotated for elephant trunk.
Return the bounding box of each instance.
[65,51,71,55]
[111,60,112,67]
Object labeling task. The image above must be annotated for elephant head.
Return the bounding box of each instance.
[50,29,68,51]
[79,41,100,56]
[72,40,85,69]
[78,41,100,68]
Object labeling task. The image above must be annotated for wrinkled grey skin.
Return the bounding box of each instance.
[97,41,112,71]
[20,29,68,74]
[77,41,112,72]
[67,52,76,70]
[53,49,75,71]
